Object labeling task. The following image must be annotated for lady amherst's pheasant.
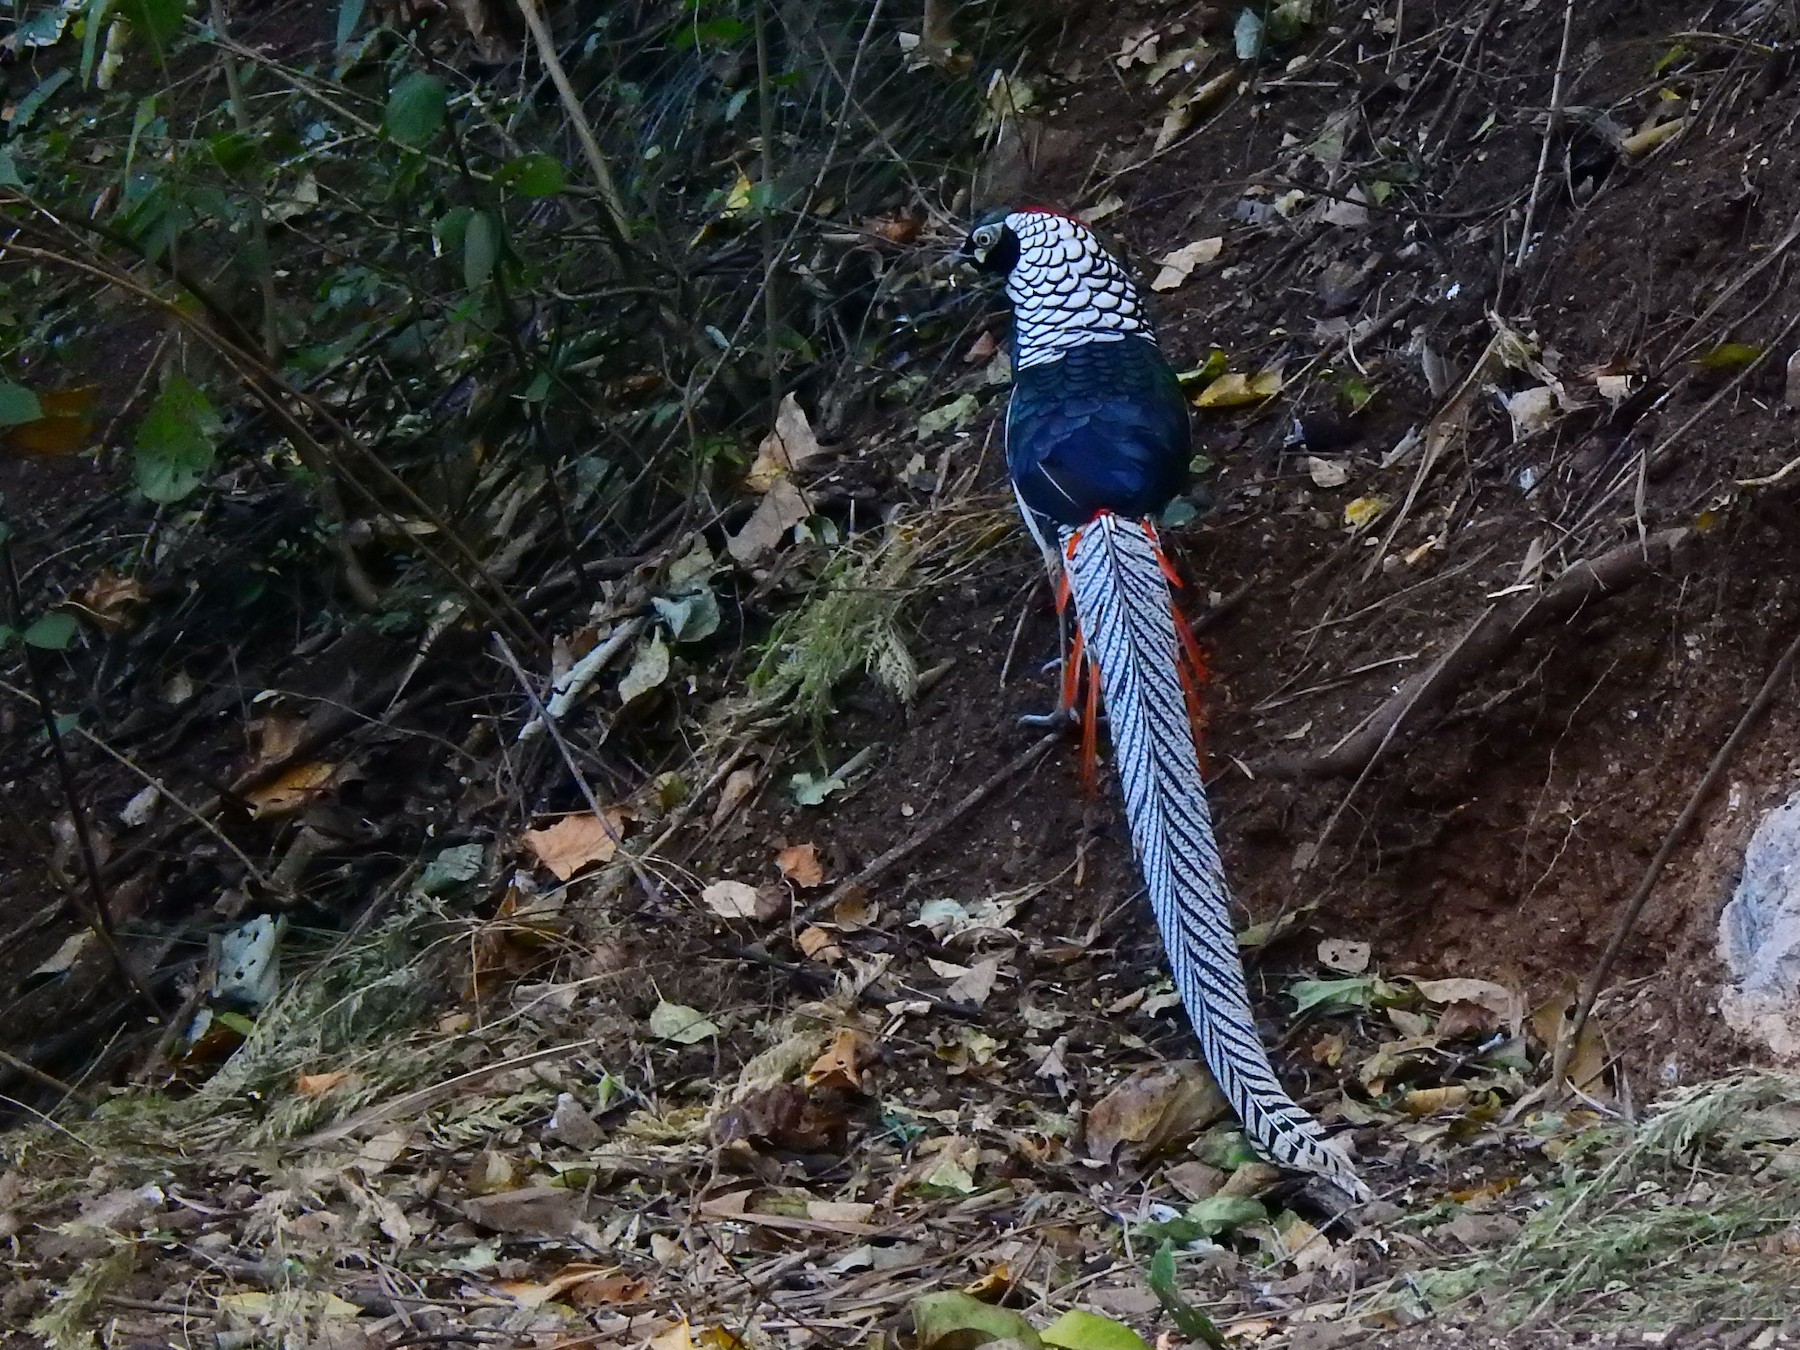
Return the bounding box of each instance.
[961,206,1367,1202]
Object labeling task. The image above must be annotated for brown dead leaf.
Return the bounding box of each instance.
[296,1070,351,1097]
[1530,990,1610,1098]
[245,761,339,819]
[1415,976,1520,1027]
[711,765,759,826]
[1,385,97,457]
[726,476,811,565]
[960,1261,1014,1299]
[462,1185,583,1235]
[797,925,843,962]
[76,571,150,633]
[522,811,627,881]
[864,214,923,245]
[746,393,826,492]
[804,1028,869,1093]
[963,331,999,365]
[1435,998,1499,1042]
[248,713,308,769]
[711,1082,846,1152]
[465,884,567,1000]
[1084,1061,1228,1165]
[1166,1160,1226,1201]
[775,842,827,888]
[498,1264,651,1310]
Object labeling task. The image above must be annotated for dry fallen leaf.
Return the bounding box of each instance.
[1151,236,1223,291]
[522,811,627,880]
[76,570,150,632]
[775,842,827,887]
[805,1027,869,1092]
[727,476,811,565]
[296,1070,351,1097]
[712,765,759,826]
[1400,1085,1474,1117]
[746,393,826,492]
[245,761,339,819]
[1084,1061,1228,1164]
[701,879,763,919]
[1192,368,1282,409]
[797,926,843,962]
[1305,456,1351,490]
[1317,937,1370,973]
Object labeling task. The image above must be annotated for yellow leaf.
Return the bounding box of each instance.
[1192,368,1282,408]
[1342,495,1388,530]
[723,170,755,216]
[1400,1085,1473,1117]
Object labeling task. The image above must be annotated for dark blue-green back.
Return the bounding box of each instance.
[1005,336,1191,527]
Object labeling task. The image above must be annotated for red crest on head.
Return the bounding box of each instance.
[1011,202,1086,224]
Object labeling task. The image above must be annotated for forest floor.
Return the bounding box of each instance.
[8,0,1800,1347]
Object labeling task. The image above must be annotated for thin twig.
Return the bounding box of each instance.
[804,731,1062,921]
[0,542,162,1016]
[510,0,632,247]
[1512,0,1578,271]
[1555,617,1800,1088]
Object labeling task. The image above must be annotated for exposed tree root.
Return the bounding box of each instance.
[1266,527,1693,781]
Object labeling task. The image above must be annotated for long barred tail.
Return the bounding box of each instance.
[1062,513,1368,1202]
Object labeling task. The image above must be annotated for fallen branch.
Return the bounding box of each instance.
[1555,614,1800,1089]
[1267,527,1692,780]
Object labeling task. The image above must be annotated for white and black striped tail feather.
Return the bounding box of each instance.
[1061,514,1367,1202]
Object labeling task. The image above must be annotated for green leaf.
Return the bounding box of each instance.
[335,0,367,51]
[0,382,43,428]
[463,209,499,288]
[670,15,751,50]
[911,1291,1042,1350]
[208,130,260,175]
[0,148,24,190]
[434,205,474,257]
[385,72,447,147]
[1696,342,1762,373]
[213,1009,257,1036]
[647,999,718,1044]
[80,0,111,83]
[497,153,566,198]
[23,612,79,651]
[1183,1193,1267,1237]
[1040,1310,1149,1350]
[11,70,72,135]
[652,587,720,643]
[417,842,485,896]
[134,375,222,504]
[789,771,844,806]
[1145,1242,1226,1349]
[1289,974,1379,1014]
[118,0,187,51]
